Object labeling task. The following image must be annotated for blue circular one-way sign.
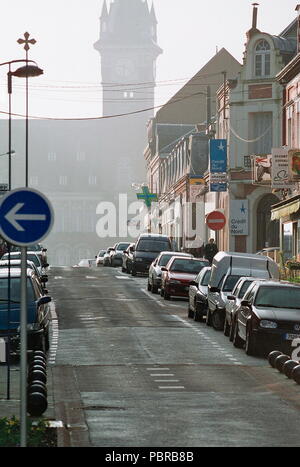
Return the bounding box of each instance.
[0,187,54,246]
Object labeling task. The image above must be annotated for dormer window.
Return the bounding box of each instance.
[255,39,271,77]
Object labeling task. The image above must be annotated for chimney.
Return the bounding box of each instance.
[252,3,259,29]
[296,4,300,53]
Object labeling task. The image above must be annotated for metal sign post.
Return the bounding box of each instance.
[0,187,53,448]
[20,246,27,447]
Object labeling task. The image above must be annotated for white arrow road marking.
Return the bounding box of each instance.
[4,203,46,231]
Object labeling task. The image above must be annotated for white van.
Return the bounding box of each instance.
[206,251,279,331]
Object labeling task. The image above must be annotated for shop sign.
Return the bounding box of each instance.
[271,148,293,189]
[288,149,300,181]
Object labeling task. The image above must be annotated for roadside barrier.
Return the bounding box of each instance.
[268,351,300,385]
[27,350,48,416]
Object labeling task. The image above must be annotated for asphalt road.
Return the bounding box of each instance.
[48,265,300,447]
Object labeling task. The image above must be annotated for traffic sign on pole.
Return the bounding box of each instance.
[0,187,53,447]
[206,210,226,231]
[0,187,54,246]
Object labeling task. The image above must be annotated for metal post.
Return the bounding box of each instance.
[25,51,28,188]
[20,246,27,447]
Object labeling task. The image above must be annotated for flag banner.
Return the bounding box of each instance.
[252,154,271,184]
[209,139,227,173]
[288,148,300,181]
[271,148,293,188]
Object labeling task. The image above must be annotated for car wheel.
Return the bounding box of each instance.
[188,304,194,319]
[245,325,257,356]
[164,288,171,300]
[206,308,212,326]
[211,310,224,331]
[194,302,203,322]
[223,317,230,337]
[160,288,164,297]
[131,268,137,276]
[147,281,151,291]
[229,319,235,342]
[122,266,126,273]
[233,321,244,349]
[151,283,158,294]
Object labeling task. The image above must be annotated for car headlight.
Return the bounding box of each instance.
[260,320,277,329]
[169,280,181,285]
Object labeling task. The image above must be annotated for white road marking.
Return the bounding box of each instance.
[158,386,185,389]
[151,374,175,377]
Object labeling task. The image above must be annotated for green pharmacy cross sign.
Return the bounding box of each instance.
[136,186,158,208]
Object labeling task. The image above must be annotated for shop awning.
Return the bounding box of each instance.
[271,196,300,220]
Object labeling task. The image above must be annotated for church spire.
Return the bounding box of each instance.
[101,0,108,19]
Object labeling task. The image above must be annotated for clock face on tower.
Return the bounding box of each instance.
[114,59,134,79]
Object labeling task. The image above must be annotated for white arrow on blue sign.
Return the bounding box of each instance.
[0,187,54,246]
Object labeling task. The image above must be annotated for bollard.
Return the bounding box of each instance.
[27,392,48,416]
[28,369,47,385]
[28,364,47,378]
[275,354,290,372]
[28,381,47,397]
[292,365,300,384]
[282,360,299,379]
[268,350,283,368]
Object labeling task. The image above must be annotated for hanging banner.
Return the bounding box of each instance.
[288,148,300,181]
[252,154,271,184]
[209,139,227,173]
[271,148,293,189]
[230,200,249,236]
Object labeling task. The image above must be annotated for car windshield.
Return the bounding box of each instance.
[98,251,106,257]
[255,286,300,309]
[117,243,130,251]
[158,254,173,266]
[137,240,170,253]
[3,253,41,268]
[223,275,242,292]
[238,280,254,298]
[0,277,35,303]
[201,269,211,286]
[170,259,208,273]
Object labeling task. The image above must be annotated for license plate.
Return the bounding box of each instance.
[284,333,300,341]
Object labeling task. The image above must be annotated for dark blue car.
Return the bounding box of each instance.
[0,268,51,355]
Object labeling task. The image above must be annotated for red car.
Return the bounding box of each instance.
[160,256,210,300]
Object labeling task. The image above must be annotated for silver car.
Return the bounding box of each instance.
[188,266,211,322]
[147,251,193,294]
[224,277,261,341]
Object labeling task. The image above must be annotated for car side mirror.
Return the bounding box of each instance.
[44,263,49,268]
[227,295,236,301]
[209,287,220,293]
[190,281,197,286]
[37,296,51,306]
[161,267,167,272]
[41,275,48,283]
[241,300,251,307]
[42,248,47,252]
[130,247,134,252]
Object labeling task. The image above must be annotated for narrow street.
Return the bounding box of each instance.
[49,266,300,447]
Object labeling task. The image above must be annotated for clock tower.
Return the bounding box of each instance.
[94,0,162,117]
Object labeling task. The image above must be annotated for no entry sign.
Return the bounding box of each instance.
[206,210,226,231]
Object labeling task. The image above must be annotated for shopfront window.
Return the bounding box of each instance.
[283,222,293,261]
[297,221,300,261]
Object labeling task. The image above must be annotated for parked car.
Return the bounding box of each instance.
[0,259,49,290]
[131,234,172,276]
[109,242,131,267]
[207,251,279,331]
[122,243,135,273]
[0,268,52,354]
[2,251,46,275]
[224,277,264,341]
[232,280,300,356]
[161,257,210,300]
[103,247,114,267]
[188,267,211,322]
[256,247,280,263]
[95,249,107,267]
[11,243,48,267]
[148,251,193,294]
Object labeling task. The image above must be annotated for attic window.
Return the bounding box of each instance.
[255,40,271,77]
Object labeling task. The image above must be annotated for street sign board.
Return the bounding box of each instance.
[0,187,54,246]
[206,210,226,231]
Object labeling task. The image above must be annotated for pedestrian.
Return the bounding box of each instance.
[204,238,218,264]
